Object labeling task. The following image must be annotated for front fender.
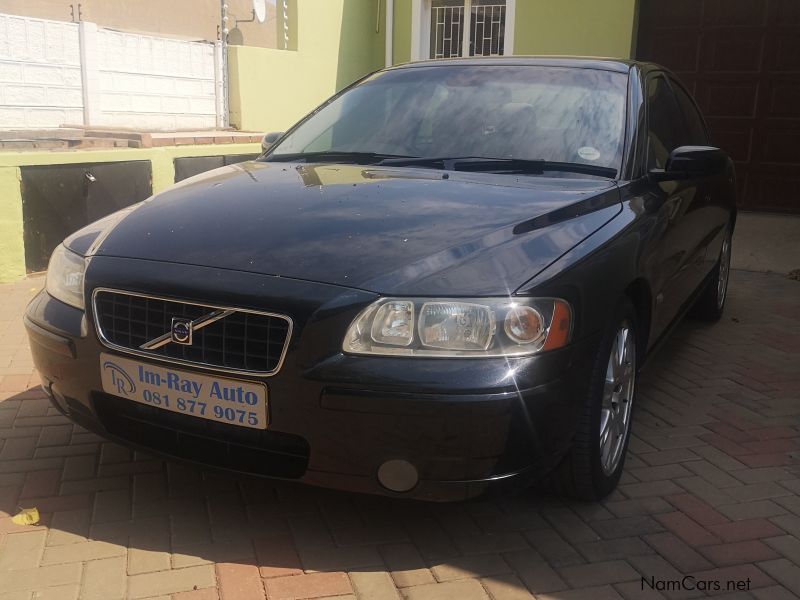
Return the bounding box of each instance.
[515,198,643,344]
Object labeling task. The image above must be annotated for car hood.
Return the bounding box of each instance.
[71,161,621,296]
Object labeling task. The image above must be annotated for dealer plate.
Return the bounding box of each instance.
[99,353,267,429]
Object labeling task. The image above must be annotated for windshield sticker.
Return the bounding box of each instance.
[578,146,601,161]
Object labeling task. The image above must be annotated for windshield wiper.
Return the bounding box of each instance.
[376,156,617,178]
[265,153,617,178]
[265,151,413,165]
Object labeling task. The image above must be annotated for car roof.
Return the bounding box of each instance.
[391,56,645,74]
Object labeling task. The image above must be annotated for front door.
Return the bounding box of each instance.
[644,74,708,337]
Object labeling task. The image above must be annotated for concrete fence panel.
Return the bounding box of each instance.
[0,13,83,128]
[95,28,217,130]
[0,12,219,130]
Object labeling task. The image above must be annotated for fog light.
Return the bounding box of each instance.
[377,459,418,492]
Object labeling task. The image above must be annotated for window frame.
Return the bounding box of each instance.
[412,0,516,61]
[667,75,711,146]
[643,72,691,171]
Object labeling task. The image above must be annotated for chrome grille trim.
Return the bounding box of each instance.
[91,288,293,377]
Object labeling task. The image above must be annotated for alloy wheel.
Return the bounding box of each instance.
[599,322,636,475]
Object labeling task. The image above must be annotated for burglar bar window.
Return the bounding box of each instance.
[430,0,465,58]
[470,1,506,56]
[430,0,506,59]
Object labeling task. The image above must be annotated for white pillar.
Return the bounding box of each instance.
[78,21,100,126]
[385,0,394,67]
[461,0,472,58]
[219,0,230,128]
[505,0,515,56]
[214,41,226,128]
[410,0,422,61]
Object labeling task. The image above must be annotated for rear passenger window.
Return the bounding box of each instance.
[670,79,709,146]
[646,76,687,169]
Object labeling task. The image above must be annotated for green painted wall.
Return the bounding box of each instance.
[514,0,638,58]
[0,166,24,282]
[337,0,386,89]
[228,44,336,133]
[229,0,639,135]
[229,0,384,133]
[393,0,412,64]
[0,143,260,282]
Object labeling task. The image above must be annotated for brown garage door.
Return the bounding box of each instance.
[636,0,800,213]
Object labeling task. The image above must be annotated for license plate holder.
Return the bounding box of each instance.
[99,353,268,429]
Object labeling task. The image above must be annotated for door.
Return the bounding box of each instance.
[668,76,733,282]
[644,74,708,337]
[637,0,800,213]
[428,0,509,58]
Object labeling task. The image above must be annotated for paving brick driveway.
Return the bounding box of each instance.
[1,270,798,600]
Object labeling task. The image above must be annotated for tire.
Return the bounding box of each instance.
[690,226,733,322]
[542,297,639,500]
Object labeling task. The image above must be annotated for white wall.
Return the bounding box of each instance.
[0,12,220,131]
[95,29,217,130]
[0,13,83,129]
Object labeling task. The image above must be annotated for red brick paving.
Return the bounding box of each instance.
[0,271,798,599]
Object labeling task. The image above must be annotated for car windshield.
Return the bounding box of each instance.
[268,65,629,177]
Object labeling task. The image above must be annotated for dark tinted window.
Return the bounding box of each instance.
[646,75,687,169]
[670,79,708,145]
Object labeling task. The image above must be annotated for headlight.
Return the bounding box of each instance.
[344,297,572,357]
[45,244,87,310]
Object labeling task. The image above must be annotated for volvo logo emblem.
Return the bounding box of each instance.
[140,309,234,351]
[171,318,193,345]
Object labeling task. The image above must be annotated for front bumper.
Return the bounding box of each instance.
[25,258,600,501]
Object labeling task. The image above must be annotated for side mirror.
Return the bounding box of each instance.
[649,146,728,182]
[261,131,284,153]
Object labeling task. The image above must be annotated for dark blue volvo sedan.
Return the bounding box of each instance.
[25,57,736,501]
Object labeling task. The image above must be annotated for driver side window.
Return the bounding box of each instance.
[646,75,688,169]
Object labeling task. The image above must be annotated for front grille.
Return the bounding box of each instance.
[93,290,291,375]
[93,393,310,478]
